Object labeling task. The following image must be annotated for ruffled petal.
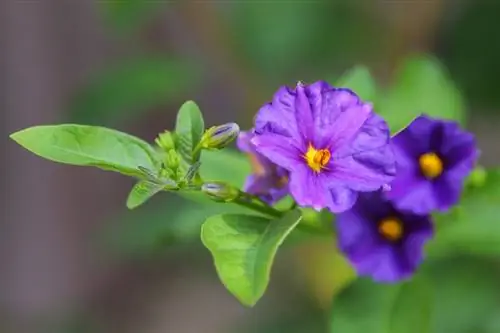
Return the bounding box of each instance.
[313,88,372,149]
[294,83,315,143]
[251,134,302,172]
[254,87,299,138]
[332,113,396,191]
[288,166,330,211]
[327,184,358,213]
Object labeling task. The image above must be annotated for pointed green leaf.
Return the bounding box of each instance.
[335,65,377,102]
[175,100,205,164]
[10,124,159,177]
[378,55,465,132]
[427,169,500,258]
[330,276,432,333]
[126,181,165,209]
[201,210,303,306]
[69,58,199,124]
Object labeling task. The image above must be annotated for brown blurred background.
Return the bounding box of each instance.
[2,1,500,333]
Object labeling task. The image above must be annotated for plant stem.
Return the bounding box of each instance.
[233,192,284,219]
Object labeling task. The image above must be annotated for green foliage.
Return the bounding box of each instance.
[441,1,500,110]
[100,0,168,32]
[334,66,377,102]
[426,257,500,333]
[199,149,250,187]
[10,124,158,178]
[229,2,382,85]
[69,57,199,124]
[126,180,167,209]
[174,101,205,164]
[330,276,432,333]
[427,170,500,258]
[378,55,465,132]
[201,210,303,306]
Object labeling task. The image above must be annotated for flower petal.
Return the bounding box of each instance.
[288,166,330,211]
[327,184,358,213]
[251,134,302,172]
[332,113,396,191]
[294,83,315,142]
[432,173,464,211]
[254,87,298,138]
[236,130,253,153]
[392,114,439,156]
[403,225,433,271]
[440,121,479,173]
[371,247,414,282]
[312,88,373,149]
[243,174,288,205]
[385,171,437,215]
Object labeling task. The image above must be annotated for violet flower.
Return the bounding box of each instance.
[385,115,479,214]
[251,81,395,213]
[237,130,288,204]
[337,191,434,282]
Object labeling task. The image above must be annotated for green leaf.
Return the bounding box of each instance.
[69,57,200,124]
[201,210,303,306]
[424,257,500,333]
[334,65,377,102]
[10,124,158,177]
[330,276,432,333]
[378,55,465,132]
[175,101,205,164]
[126,180,165,209]
[427,169,500,258]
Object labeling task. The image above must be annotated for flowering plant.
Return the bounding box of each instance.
[10,62,497,331]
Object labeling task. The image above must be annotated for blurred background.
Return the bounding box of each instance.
[2,1,500,332]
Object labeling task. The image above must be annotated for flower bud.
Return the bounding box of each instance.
[201,181,240,202]
[201,123,240,150]
[166,150,180,170]
[155,130,176,151]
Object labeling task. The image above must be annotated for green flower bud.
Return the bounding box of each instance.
[166,149,180,170]
[200,123,240,150]
[155,130,176,151]
[201,181,240,202]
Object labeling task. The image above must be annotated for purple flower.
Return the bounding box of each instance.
[251,81,396,213]
[385,115,479,214]
[237,130,288,204]
[337,191,434,282]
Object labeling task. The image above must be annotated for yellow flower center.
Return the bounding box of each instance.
[419,152,443,179]
[378,217,403,241]
[304,144,331,173]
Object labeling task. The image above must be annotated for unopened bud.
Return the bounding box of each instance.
[201,123,240,150]
[201,182,240,202]
[166,150,180,170]
[155,130,176,151]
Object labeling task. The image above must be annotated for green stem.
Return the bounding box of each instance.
[233,192,284,219]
